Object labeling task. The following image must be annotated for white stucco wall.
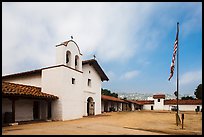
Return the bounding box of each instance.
[131,103,135,111]
[153,98,165,110]
[164,104,202,111]
[119,103,123,111]
[2,98,33,122]
[2,98,48,122]
[142,104,154,110]
[2,73,41,87]
[101,100,105,112]
[143,103,202,111]
[163,105,172,111]
[42,67,63,120]
[83,64,102,116]
[42,65,84,121]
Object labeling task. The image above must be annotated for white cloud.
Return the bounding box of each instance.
[121,70,140,80]
[180,69,202,85]
[180,3,202,38]
[2,2,201,76]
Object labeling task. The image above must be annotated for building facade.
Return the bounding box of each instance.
[2,39,109,123]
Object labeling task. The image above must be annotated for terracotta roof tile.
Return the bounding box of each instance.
[2,82,59,100]
[153,94,165,99]
[101,95,125,103]
[125,100,142,105]
[134,100,154,105]
[164,99,202,105]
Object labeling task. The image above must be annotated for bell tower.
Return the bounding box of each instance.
[55,37,82,71]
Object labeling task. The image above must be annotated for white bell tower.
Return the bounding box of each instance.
[55,37,82,71]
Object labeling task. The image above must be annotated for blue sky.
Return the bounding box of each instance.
[2,2,202,95]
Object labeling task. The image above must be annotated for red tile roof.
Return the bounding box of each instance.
[134,100,154,105]
[2,82,59,100]
[125,100,142,105]
[153,94,165,99]
[125,100,137,103]
[164,99,202,105]
[101,95,126,103]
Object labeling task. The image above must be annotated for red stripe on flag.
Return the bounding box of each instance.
[168,39,178,81]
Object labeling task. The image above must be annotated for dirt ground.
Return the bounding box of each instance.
[2,110,202,135]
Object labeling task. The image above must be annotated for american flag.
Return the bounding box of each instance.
[168,23,179,81]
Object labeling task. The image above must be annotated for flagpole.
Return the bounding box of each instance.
[176,22,179,126]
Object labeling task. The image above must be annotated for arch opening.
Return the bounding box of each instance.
[75,55,79,70]
[66,50,71,66]
[87,97,95,116]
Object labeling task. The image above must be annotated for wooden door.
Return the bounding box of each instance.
[33,101,40,120]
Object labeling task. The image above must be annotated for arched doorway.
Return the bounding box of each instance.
[87,97,95,116]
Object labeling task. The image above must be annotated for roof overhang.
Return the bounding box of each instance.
[2,82,59,100]
[82,59,109,81]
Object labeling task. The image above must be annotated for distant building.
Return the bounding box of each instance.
[136,94,202,111]
[101,94,202,113]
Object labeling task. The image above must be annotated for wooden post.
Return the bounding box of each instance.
[175,113,178,125]
[12,99,16,123]
[181,113,184,129]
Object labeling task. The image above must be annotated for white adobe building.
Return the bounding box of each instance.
[2,39,109,123]
[138,94,202,111]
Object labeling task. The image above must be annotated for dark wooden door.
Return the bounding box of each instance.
[33,101,40,120]
[47,102,52,119]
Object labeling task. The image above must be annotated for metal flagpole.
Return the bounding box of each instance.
[176,22,179,126]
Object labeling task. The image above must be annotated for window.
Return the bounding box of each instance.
[158,99,160,102]
[66,53,69,63]
[75,58,78,66]
[89,71,91,74]
[88,79,91,87]
[66,51,71,65]
[75,55,79,70]
[72,78,75,84]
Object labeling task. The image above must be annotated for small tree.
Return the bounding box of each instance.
[181,96,195,100]
[194,84,202,100]
[101,88,118,98]
[101,88,111,96]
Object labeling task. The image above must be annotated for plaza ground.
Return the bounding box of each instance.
[2,110,202,135]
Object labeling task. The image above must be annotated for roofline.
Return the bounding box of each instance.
[2,60,108,81]
[82,59,109,81]
[2,81,59,100]
[101,95,126,103]
[2,64,83,79]
[56,40,82,55]
[164,99,202,105]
